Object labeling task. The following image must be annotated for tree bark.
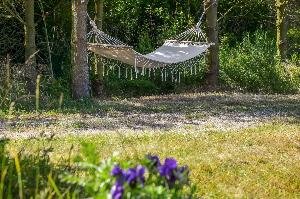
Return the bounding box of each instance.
[94,0,104,31]
[276,0,288,61]
[71,0,90,99]
[92,0,105,96]
[204,0,219,89]
[24,0,37,93]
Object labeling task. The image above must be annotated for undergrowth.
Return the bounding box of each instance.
[220,31,299,93]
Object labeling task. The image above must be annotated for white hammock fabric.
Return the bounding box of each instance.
[87,14,211,69]
[88,40,211,68]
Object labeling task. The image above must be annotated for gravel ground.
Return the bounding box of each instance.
[1,92,299,139]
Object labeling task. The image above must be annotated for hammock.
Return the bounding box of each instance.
[87,15,212,69]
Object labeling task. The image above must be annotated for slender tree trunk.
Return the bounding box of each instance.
[276,0,288,61]
[204,0,219,89]
[95,0,104,31]
[71,0,90,99]
[24,0,37,93]
[92,0,105,96]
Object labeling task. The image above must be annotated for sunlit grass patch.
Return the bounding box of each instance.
[5,122,300,198]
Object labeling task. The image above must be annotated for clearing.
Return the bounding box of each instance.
[1,92,300,197]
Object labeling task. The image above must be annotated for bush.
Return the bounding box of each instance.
[220,31,299,93]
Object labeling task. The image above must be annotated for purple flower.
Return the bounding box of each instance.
[136,165,146,181]
[147,155,161,167]
[159,158,177,177]
[111,165,126,184]
[125,165,145,187]
[125,168,137,185]
[110,182,124,199]
[111,165,124,177]
[164,158,177,169]
[158,158,179,187]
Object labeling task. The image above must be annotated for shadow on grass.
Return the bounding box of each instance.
[2,93,300,133]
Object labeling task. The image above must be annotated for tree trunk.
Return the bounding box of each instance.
[24,0,37,93]
[204,0,219,89]
[276,0,288,61]
[71,0,90,99]
[92,0,105,96]
[95,0,104,30]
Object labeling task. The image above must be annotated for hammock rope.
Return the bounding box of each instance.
[87,13,212,68]
[86,9,212,83]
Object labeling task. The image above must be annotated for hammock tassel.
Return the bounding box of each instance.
[103,64,106,77]
[164,69,167,82]
[142,67,145,76]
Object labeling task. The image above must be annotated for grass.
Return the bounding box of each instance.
[1,92,299,198]
[3,121,300,198]
[1,92,299,139]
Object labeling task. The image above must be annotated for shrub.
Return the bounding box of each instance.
[220,31,299,93]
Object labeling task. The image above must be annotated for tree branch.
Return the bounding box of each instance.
[2,0,24,24]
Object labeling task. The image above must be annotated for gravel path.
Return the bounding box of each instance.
[1,92,299,139]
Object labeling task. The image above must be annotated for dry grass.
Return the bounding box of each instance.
[1,92,300,197]
[6,121,300,198]
[1,92,299,139]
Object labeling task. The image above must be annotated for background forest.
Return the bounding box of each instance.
[0,1,300,198]
[0,0,299,112]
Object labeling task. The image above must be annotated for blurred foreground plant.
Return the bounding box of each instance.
[61,144,197,198]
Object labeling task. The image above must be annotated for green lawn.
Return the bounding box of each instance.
[5,122,300,198]
[1,93,300,198]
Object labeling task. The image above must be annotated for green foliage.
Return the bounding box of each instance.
[286,62,300,89]
[0,140,197,198]
[0,140,69,198]
[42,77,70,99]
[0,0,299,109]
[288,28,300,60]
[61,144,115,198]
[137,32,154,54]
[104,76,159,97]
[61,144,196,198]
[220,31,299,93]
[218,0,276,41]
[0,61,30,112]
[0,63,71,112]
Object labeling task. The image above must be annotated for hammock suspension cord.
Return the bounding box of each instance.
[86,5,214,83]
